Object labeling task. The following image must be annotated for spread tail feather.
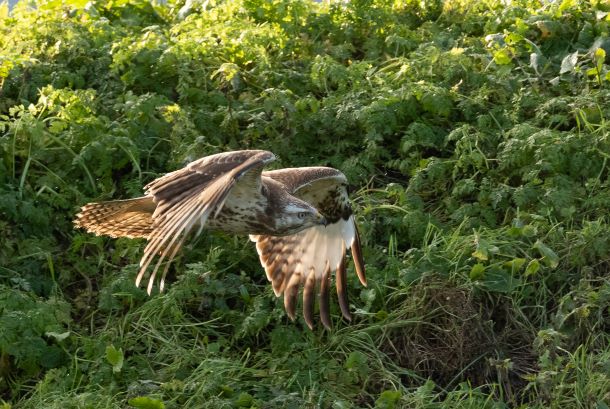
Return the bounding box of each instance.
[74,197,156,239]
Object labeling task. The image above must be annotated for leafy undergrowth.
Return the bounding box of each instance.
[1,0,610,407]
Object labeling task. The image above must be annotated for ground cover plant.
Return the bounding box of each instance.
[1,0,609,407]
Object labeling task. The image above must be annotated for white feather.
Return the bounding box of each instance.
[251,216,358,297]
[283,217,355,280]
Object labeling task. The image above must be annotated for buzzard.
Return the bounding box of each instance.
[74,150,366,329]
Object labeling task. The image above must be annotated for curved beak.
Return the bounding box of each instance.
[317,212,328,227]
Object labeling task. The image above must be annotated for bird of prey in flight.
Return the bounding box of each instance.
[74,150,366,329]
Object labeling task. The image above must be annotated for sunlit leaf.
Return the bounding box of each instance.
[505,32,523,45]
[594,47,606,62]
[493,49,512,65]
[128,397,165,409]
[560,51,578,74]
[594,47,606,72]
[0,2,7,20]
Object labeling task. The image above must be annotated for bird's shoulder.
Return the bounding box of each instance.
[264,167,352,223]
[144,150,275,200]
[263,166,347,194]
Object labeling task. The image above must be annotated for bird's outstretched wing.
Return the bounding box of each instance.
[250,167,366,329]
[138,150,275,294]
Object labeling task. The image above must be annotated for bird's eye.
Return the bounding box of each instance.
[297,212,306,219]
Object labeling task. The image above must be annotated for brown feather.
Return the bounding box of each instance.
[303,270,316,330]
[284,272,301,320]
[74,197,155,239]
[271,272,285,295]
[137,194,203,291]
[335,243,351,321]
[137,194,201,285]
[319,262,332,330]
[270,263,287,295]
[351,224,367,286]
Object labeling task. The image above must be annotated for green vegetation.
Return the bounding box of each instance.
[1,0,610,407]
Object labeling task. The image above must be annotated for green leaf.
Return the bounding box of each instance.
[211,63,240,82]
[65,0,90,7]
[525,259,541,276]
[594,47,606,62]
[472,237,489,261]
[504,258,526,273]
[375,390,402,409]
[594,47,606,71]
[345,351,367,370]
[493,49,512,65]
[481,268,521,293]
[375,310,389,320]
[0,2,8,20]
[597,400,610,409]
[470,263,486,280]
[48,120,67,134]
[558,0,576,14]
[521,225,537,237]
[105,344,124,373]
[504,32,524,45]
[128,397,165,409]
[345,350,369,378]
[533,240,559,269]
[586,67,599,77]
[235,392,254,407]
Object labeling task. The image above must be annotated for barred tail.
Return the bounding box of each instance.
[74,196,156,239]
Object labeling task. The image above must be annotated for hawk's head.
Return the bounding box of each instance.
[274,198,326,235]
